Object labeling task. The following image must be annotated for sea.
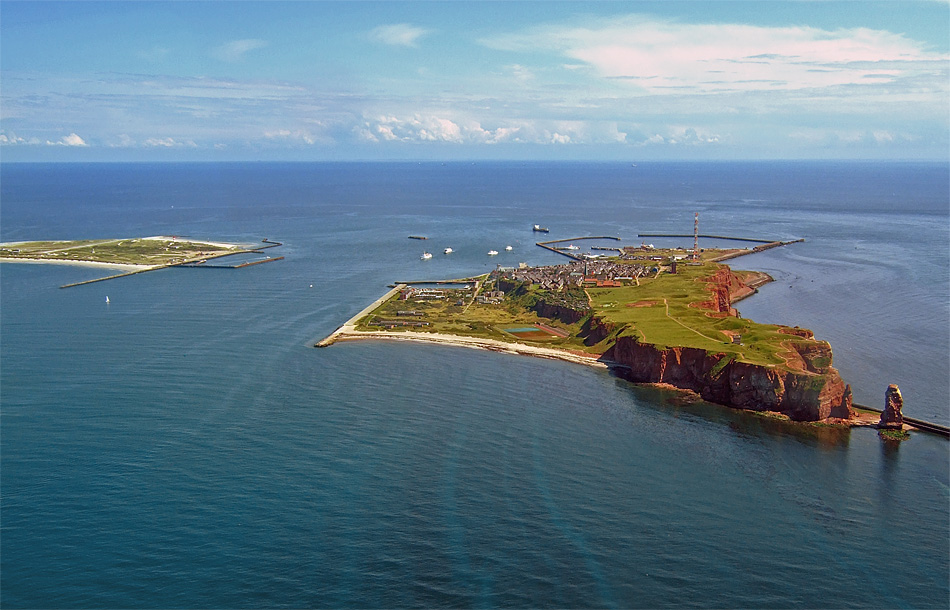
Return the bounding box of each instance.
[1,161,948,609]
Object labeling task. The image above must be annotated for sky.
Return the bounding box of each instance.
[1,1,948,161]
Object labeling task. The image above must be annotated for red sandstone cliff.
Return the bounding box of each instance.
[605,334,852,421]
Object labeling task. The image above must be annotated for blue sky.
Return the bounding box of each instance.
[1,1,947,161]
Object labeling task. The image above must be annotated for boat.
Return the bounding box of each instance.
[505,245,513,251]
[565,244,579,250]
[409,235,428,240]
[444,248,453,254]
[421,252,432,260]
[105,296,110,304]
[487,250,498,256]
[532,224,550,232]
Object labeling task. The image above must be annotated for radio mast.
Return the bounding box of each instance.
[693,213,700,261]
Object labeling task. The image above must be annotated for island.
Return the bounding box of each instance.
[0,236,283,287]
[318,241,855,423]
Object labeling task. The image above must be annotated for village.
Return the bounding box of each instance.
[495,259,650,291]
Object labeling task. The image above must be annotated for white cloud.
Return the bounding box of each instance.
[358,114,639,147]
[369,24,431,47]
[264,129,317,145]
[0,131,40,145]
[480,15,947,94]
[45,133,88,147]
[143,137,196,148]
[212,38,268,62]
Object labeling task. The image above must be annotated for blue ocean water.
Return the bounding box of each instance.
[2,161,948,608]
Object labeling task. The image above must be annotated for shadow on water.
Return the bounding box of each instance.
[607,370,852,449]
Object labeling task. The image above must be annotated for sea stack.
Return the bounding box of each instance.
[878,384,904,429]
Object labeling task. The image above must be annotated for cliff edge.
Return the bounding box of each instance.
[606,336,853,421]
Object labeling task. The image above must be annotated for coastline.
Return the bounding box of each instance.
[323,328,615,369]
[0,257,155,271]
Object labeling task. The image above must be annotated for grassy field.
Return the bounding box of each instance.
[0,238,242,266]
[355,276,595,351]
[586,262,794,366]
[355,249,818,372]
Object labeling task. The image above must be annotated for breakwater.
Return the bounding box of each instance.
[59,239,284,288]
[854,403,950,437]
[536,236,622,260]
[638,233,777,243]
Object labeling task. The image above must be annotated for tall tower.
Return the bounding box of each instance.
[693,212,700,261]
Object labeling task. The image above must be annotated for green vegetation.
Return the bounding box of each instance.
[585,261,800,367]
[355,275,596,351]
[354,249,824,373]
[879,429,910,441]
[0,238,242,266]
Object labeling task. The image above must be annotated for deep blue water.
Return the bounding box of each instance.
[2,161,948,608]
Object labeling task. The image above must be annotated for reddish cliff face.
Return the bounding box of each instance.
[607,335,853,421]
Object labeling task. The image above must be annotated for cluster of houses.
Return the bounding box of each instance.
[398,286,468,301]
[495,260,646,291]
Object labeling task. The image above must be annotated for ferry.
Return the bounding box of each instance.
[443,247,453,254]
[420,252,432,260]
[532,224,550,232]
[487,250,499,256]
[505,245,513,251]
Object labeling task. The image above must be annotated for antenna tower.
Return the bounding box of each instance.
[693,213,700,261]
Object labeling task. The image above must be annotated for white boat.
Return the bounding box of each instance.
[565,244,579,250]
[105,296,110,304]
[421,252,432,260]
[487,250,498,256]
[533,224,550,232]
[444,247,453,254]
[505,245,513,251]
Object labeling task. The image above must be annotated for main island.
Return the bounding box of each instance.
[317,239,855,423]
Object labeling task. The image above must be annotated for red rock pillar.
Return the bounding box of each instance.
[878,384,904,429]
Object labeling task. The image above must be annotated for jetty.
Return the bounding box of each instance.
[536,236,622,260]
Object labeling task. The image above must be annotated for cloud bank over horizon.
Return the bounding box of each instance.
[1,3,947,161]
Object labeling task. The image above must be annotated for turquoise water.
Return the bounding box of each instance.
[2,162,948,608]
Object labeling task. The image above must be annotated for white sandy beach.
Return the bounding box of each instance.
[323,328,615,369]
[0,257,155,270]
[143,236,247,249]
